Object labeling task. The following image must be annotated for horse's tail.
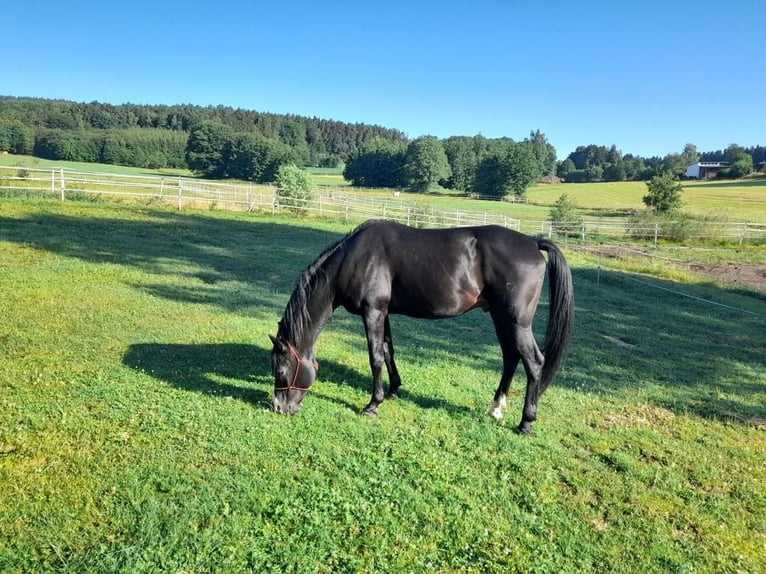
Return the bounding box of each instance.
[536,238,574,396]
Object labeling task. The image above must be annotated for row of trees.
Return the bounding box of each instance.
[1,96,762,193]
[185,121,295,182]
[30,128,188,168]
[343,131,556,197]
[557,142,762,182]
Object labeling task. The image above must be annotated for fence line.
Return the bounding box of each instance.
[1,165,765,244]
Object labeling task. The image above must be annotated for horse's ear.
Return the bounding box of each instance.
[269,334,287,354]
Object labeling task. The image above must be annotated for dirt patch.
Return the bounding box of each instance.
[572,244,766,292]
[688,262,766,291]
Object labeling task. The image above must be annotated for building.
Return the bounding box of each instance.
[684,161,731,179]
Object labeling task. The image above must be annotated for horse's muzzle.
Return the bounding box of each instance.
[272,396,300,415]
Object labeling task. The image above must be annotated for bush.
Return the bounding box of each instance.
[627,210,708,243]
[549,194,583,238]
[275,164,315,213]
[643,171,683,213]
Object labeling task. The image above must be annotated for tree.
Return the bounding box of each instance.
[660,153,687,176]
[442,135,490,192]
[185,121,234,178]
[507,143,542,196]
[228,132,291,182]
[549,194,583,237]
[603,162,627,182]
[403,136,451,192]
[525,130,557,176]
[275,164,314,211]
[0,120,34,154]
[723,144,753,178]
[643,172,683,213]
[556,158,576,180]
[473,141,541,198]
[473,153,506,198]
[681,143,699,167]
[343,138,406,187]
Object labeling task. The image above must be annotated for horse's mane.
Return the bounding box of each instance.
[280,220,380,345]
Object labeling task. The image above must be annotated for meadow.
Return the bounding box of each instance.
[0,196,764,573]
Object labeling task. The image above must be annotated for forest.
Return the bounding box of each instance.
[1,96,763,197]
[0,96,406,170]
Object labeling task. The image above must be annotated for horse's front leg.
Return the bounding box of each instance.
[362,307,387,415]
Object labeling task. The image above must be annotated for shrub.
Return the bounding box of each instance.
[643,171,683,213]
[275,164,315,213]
[549,194,583,238]
[627,210,708,243]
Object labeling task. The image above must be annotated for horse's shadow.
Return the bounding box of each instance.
[123,343,273,406]
[122,342,475,416]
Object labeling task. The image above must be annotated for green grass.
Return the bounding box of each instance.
[0,153,192,178]
[526,179,766,222]
[1,198,764,572]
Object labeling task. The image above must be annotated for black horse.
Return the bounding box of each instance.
[270,220,573,434]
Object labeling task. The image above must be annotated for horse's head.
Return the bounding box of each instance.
[269,335,317,414]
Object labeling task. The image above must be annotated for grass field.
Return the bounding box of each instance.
[1,197,764,572]
[0,153,191,178]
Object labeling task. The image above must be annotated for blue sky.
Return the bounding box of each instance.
[3,0,763,159]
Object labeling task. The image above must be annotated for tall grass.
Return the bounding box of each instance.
[0,198,764,573]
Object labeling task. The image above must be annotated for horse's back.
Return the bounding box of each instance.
[335,221,546,318]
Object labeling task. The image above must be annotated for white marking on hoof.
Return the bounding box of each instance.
[498,395,507,410]
[487,400,505,420]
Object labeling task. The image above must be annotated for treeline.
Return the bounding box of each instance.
[0,96,406,169]
[1,96,762,193]
[557,143,764,183]
[343,131,556,197]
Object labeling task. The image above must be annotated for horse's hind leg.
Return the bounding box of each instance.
[488,309,521,420]
[383,316,402,398]
[514,325,544,435]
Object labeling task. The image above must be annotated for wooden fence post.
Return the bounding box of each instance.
[59,168,65,201]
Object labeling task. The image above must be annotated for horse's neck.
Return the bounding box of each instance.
[284,261,337,356]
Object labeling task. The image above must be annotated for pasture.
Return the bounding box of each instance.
[4,154,766,224]
[0,198,765,573]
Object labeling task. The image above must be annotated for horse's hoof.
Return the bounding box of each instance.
[514,424,532,436]
[362,407,378,417]
[487,406,504,421]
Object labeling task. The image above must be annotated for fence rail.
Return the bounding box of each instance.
[2,165,765,244]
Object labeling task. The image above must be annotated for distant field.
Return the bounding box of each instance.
[0,153,191,178]
[528,179,766,222]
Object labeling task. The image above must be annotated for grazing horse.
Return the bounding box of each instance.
[270,220,573,434]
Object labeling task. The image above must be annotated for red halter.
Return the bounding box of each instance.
[274,340,319,393]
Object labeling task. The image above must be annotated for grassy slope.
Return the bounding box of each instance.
[0,198,764,573]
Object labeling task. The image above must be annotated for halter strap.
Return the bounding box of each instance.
[274,340,319,393]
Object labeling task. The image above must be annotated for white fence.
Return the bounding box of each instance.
[1,165,765,244]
